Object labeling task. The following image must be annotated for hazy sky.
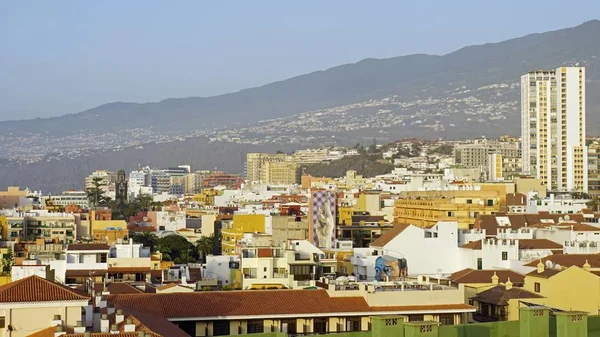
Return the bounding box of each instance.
[1,1,598,121]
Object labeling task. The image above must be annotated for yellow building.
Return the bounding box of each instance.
[192,189,222,206]
[393,190,503,230]
[90,219,128,244]
[338,206,353,226]
[0,275,89,337]
[523,262,600,315]
[222,214,267,255]
[246,153,289,182]
[264,161,300,185]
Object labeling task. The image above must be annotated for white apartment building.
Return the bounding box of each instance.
[521,67,587,192]
[42,190,89,209]
[525,194,590,214]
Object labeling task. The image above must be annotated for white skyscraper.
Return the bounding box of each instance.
[521,66,586,192]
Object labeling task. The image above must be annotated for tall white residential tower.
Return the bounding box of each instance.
[521,66,586,192]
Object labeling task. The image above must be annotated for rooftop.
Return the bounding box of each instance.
[0,275,89,303]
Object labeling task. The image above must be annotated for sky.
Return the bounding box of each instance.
[1,1,599,121]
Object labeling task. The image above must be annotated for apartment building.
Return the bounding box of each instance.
[185,170,213,194]
[1,210,77,243]
[85,170,116,190]
[291,148,328,164]
[521,67,587,192]
[203,171,245,189]
[588,140,600,196]
[453,140,521,179]
[245,153,289,182]
[42,190,89,209]
[393,190,503,230]
[264,161,300,185]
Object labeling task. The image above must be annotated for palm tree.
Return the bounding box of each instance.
[134,232,158,252]
[156,244,172,261]
[174,249,196,264]
[195,234,214,263]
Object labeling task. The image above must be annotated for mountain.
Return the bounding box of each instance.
[2,20,600,192]
[3,20,600,136]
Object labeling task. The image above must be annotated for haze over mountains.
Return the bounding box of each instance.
[1,20,600,192]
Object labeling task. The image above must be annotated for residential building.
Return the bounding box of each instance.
[473,212,585,237]
[454,140,521,179]
[185,170,212,194]
[0,186,33,210]
[488,153,503,181]
[1,210,77,244]
[0,276,90,337]
[525,194,590,214]
[221,213,271,255]
[107,287,475,337]
[589,140,600,196]
[393,190,503,230]
[245,153,288,182]
[55,243,110,285]
[42,191,89,210]
[264,161,300,185]
[521,67,587,192]
[291,148,328,164]
[85,170,116,191]
[203,171,244,189]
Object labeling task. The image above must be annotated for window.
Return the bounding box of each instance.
[280,319,296,334]
[502,252,508,261]
[534,282,541,293]
[487,199,494,206]
[313,318,328,333]
[477,258,483,270]
[247,320,264,334]
[263,267,267,272]
[466,199,473,204]
[409,315,424,322]
[439,314,454,325]
[346,317,361,331]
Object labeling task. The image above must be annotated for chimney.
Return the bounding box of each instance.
[84,332,92,337]
[115,309,125,324]
[100,314,110,333]
[110,324,120,334]
[54,325,66,337]
[491,272,499,285]
[107,302,115,315]
[537,260,545,274]
[124,318,136,332]
[74,321,86,334]
[583,260,591,272]
[505,277,513,290]
[51,314,62,327]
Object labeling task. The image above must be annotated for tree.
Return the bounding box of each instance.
[352,230,370,248]
[174,249,196,264]
[135,194,154,211]
[156,235,198,262]
[195,234,214,262]
[1,249,14,275]
[587,198,599,212]
[133,232,158,252]
[86,177,110,208]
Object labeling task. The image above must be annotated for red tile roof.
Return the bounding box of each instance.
[471,285,543,306]
[0,276,89,303]
[450,269,525,285]
[523,254,600,268]
[371,224,411,247]
[460,241,482,250]
[518,239,563,250]
[107,282,144,295]
[475,213,585,236]
[111,289,371,318]
[64,333,161,337]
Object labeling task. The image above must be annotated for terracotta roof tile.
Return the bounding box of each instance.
[471,285,543,306]
[257,248,273,258]
[450,269,525,285]
[460,241,482,250]
[0,275,89,303]
[111,289,372,318]
[64,333,161,337]
[526,268,562,278]
[107,282,143,295]
[156,283,178,290]
[523,254,600,268]
[27,326,55,337]
[518,239,563,250]
[371,224,411,247]
[506,193,527,206]
[67,243,110,251]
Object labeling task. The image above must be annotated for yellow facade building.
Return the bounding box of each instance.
[222,214,267,255]
[246,153,289,182]
[523,262,600,315]
[264,161,300,185]
[192,189,222,206]
[393,190,503,230]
